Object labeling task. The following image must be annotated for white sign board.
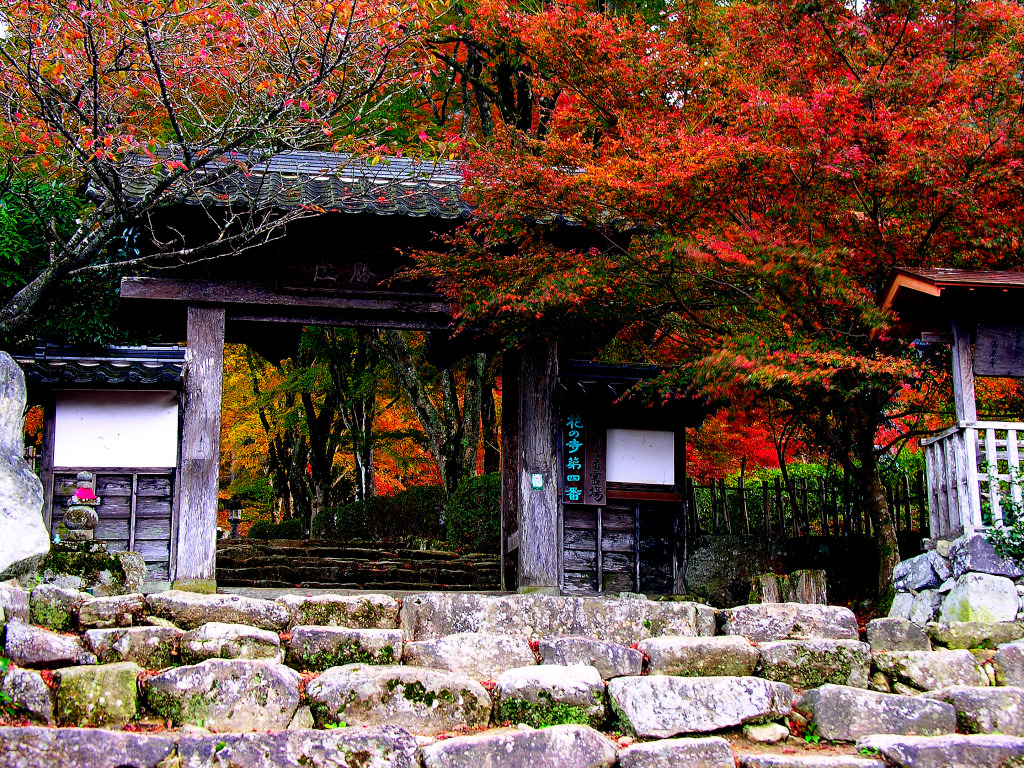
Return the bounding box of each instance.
[605,429,674,485]
[53,390,179,469]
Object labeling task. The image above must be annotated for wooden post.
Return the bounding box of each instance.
[672,427,687,594]
[951,317,978,423]
[173,306,225,592]
[517,343,560,593]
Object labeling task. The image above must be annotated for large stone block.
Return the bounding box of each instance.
[0,353,48,582]
[909,591,943,627]
[180,622,283,664]
[740,758,884,768]
[420,724,617,768]
[286,626,403,671]
[893,554,940,592]
[927,621,1024,650]
[399,592,714,643]
[306,663,491,736]
[866,618,931,653]
[856,734,1024,768]
[995,639,1024,685]
[538,636,642,680]
[608,675,792,738]
[30,584,88,631]
[493,664,606,727]
[277,593,399,629]
[0,582,29,623]
[889,593,914,621]
[143,659,300,732]
[719,603,859,641]
[938,573,1019,624]
[78,594,147,629]
[950,532,1023,579]
[176,726,420,768]
[146,590,289,631]
[0,726,176,768]
[54,662,141,727]
[923,685,1024,735]
[85,626,183,669]
[618,737,734,768]
[638,636,759,677]
[795,684,956,741]
[872,649,988,692]
[757,639,871,689]
[405,632,535,680]
[4,620,96,667]
[0,667,54,724]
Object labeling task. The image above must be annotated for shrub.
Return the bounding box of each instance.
[246,520,276,539]
[445,473,500,553]
[312,485,446,541]
[247,517,307,540]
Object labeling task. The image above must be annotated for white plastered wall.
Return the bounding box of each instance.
[605,428,675,485]
[53,389,179,468]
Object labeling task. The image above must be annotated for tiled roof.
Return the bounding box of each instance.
[16,345,185,386]
[106,151,471,219]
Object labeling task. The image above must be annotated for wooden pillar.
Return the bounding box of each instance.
[173,306,225,592]
[951,316,977,423]
[517,343,560,593]
[672,427,687,595]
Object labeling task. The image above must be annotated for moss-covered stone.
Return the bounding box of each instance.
[286,627,402,672]
[54,661,141,726]
[757,639,871,689]
[495,693,600,728]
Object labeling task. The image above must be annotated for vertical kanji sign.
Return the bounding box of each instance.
[564,413,585,504]
[563,412,606,506]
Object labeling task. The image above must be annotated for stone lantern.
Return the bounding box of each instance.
[63,471,101,541]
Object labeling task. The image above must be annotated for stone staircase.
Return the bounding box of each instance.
[3,583,1024,767]
[215,540,500,590]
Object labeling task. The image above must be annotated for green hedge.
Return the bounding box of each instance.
[446,473,500,553]
[247,517,307,540]
[312,485,446,540]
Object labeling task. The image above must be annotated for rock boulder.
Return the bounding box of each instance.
[608,675,792,738]
[638,636,759,677]
[872,649,987,692]
[180,622,282,664]
[404,631,535,680]
[856,733,1024,768]
[0,353,48,581]
[306,663,491,736]
[0,727,176,768]
[54,662,141,727]
[143,659,300,732]
[617,737,735,768]
[85,626,182,669]
[493,664,606,727]
[719,603,858,642]
[4,620,96,667]
[796,684,956,741]
[146,590,289,631]
[538,636,642,680]
[757,639,871,689]
[866,618,931,653]
[277,593,400,629]
[923,685,1024,736]
[420,724,617,768]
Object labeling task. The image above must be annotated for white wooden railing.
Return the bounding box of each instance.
[922,421,1024,537]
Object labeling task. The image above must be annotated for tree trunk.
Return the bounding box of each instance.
[860,450,900,600]
[481,353,500,474]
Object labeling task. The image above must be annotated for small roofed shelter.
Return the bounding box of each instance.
[881,268,1024,538]
[16,344,186,584]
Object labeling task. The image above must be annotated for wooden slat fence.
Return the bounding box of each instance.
[685,472,928,539]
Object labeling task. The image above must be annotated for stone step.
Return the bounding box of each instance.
[739,757,884,768]
[856,734,1024,768]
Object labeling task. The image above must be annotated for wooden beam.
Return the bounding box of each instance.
[951,316,977,423]
[517,343,560,593]
[173,306,225,592]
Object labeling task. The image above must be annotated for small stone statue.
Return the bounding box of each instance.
[63,471,101,541]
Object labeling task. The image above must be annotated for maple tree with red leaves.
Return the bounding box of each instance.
[0,0,439,340]
[413,0,1024,595]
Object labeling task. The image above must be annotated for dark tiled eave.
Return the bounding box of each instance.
[97,151,472,219]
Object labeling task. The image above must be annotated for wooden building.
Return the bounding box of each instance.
[17,344,185,584]
[112,152,705,593]
[881,268,1024,538]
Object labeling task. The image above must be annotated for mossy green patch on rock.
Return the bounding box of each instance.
[495,692,601,729]
[54,661,141,726]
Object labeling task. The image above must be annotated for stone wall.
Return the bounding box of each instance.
[215,539,500,591]
[4,584,1024,766]
[890,531,1024,626]
[685,532,922,607]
